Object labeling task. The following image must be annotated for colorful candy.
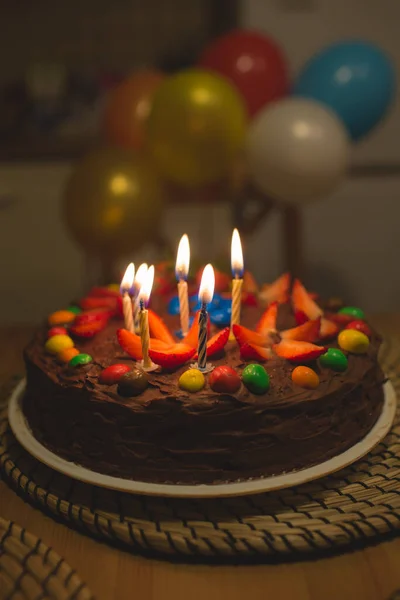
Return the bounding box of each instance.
[47,326,68,338]
[99,364,131,385]
[291,366,320,389]
[45,334,74,354]
[58,347,80,363]
[67,306,82,315]
[209,366,241,393]
[48,310,76,326]
[345,320,372,338]
[338,329,369,354]
[319,348,348,372]
[118,368,149,396]
[242,364,270,395]
[178,368,205,392]
[338,306,365,320]
[69,353,93,367]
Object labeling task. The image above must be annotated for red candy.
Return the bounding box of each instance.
[209,366,241,394]
[48,326,68,338]
[345,320,372,338]
[99,364,131,385]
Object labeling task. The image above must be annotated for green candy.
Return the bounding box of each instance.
[338,306,365,320]
[69,353,92,367]
[242,364,270,395]
[319,348,348,372]
[67,306,82,315]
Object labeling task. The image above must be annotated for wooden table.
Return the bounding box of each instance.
[1,320,400,600]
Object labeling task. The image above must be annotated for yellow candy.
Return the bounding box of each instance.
[292,366,320,389]
[45,334,74,354]
[48,310,76,326]
[179,368,205,393]
[338,329,369,354]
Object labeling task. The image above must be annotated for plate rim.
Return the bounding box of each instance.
[7,378,397,498]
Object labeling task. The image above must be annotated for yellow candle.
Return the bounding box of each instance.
[175,234,190,336]
[120,263,135,333]
[230,228,244,340]
[138,265,156,371]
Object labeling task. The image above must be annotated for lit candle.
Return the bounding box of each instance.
[120,263,135,333]
[138,265,156,370]
[230,228,244,340]
[133,262,148,333]
[196,264,215,372]
[175,234,190,336]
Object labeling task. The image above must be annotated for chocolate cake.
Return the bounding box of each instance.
[22,278,385,485]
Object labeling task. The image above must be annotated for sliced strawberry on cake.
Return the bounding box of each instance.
[256,302,278,334]
[117,329,143,360]
[232,324,268,347]
[149,343,195,369]
[319,317,339,340]
[148,309,175,345]
[292,279,323,320]
[280,318,321,343]
[240,342,273,362]
[70,319,108,338]
[74,308,113,325]
[273,339,326,363]
[259,272,290,305]
[205,327,230,357]
[80,296,122,316]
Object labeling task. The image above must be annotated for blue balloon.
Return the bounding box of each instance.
[167,295,180,315]
[294,41,395,140]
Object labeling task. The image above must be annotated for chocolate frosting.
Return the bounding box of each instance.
[23,305,385,484]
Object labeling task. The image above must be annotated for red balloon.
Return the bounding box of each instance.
[198,30,288,117]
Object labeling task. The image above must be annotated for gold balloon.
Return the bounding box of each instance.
[63,147,165,256]
[146,69,247,187]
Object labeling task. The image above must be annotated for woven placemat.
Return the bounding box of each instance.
[0,517,93,600]
[1,339,400,564]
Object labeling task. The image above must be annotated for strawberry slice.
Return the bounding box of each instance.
[319,317,339,340]
[256,302,278,334]
[149,343,195,370]
[74,308,113,325]
[232,324,268,347]
[295,310,309,325]
[205,327,230,357]
[242,291,258,307]
[183,311,210,349]
[80,296,122,316]
[326,312,354,327]
[89,286,120,298]
[243,271,258,294]
[150,338,173,351]
[259,273,290,305]
[273,339,326,363]
[292,279,323,321]
[240,342,272,362]
[70,319,107,338]
[281,318,321,343]
[148,309,175,345]
[117,329,143,360]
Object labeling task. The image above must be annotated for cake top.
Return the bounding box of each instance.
[26,271,380,407]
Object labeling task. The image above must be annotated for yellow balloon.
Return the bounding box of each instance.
[146,69,247,187]
[63,147,165,256]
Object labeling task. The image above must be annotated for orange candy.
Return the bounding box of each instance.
[48,310,76,326]
[58,347,79,363]
[291,366,319,389]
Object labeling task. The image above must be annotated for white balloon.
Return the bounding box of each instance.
[246,98,350,204]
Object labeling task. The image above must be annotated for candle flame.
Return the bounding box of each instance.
[231,228,244,278]
[138,265,154,305]
[175,234,190,281]
[134,262,148,292]
[120,262,135,294]
[198,264,215,305]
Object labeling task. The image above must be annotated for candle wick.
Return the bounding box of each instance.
[140,299,145,311]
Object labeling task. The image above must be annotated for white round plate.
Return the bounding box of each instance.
[8,379,397,498]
